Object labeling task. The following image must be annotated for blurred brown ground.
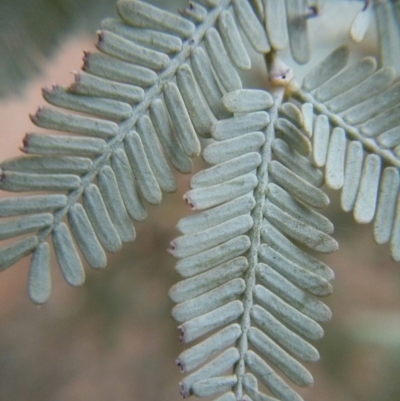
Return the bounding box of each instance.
[0,1,399,401]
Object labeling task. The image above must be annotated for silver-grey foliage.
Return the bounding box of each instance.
[1,0,400,401]
[0,0,309,302]
[169,90,336,401]
[294,45,400,260]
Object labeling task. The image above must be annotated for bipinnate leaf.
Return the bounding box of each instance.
[2,0,322,304]
[2,2,400,401]
[292,45,400,261]
[169,88,337,401]
[2,0,282,303]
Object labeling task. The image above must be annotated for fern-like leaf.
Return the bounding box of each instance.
[1,1,399,401]
[291,45,400,261]
[0,0,235,302]
[0,0,313,304]
[169,87,338,401]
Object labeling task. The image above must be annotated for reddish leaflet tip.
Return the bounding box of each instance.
[167,241,177,256]
[180,383,188,399]
[97,31,104,43]
[29,113,37,124]
[22,134,30,148]
[183,193,196,210]
[82,52,90,70]
[178,327,185,343]
[176,359,184,373]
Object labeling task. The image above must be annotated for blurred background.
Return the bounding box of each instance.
[0,1,399,400]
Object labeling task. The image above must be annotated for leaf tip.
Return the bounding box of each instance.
[183,193,196,211]
[176,358,184,373]
[167,240,177,256]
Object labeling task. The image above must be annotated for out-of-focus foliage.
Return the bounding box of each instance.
[0,0,116,97]
[0,0,182,98]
